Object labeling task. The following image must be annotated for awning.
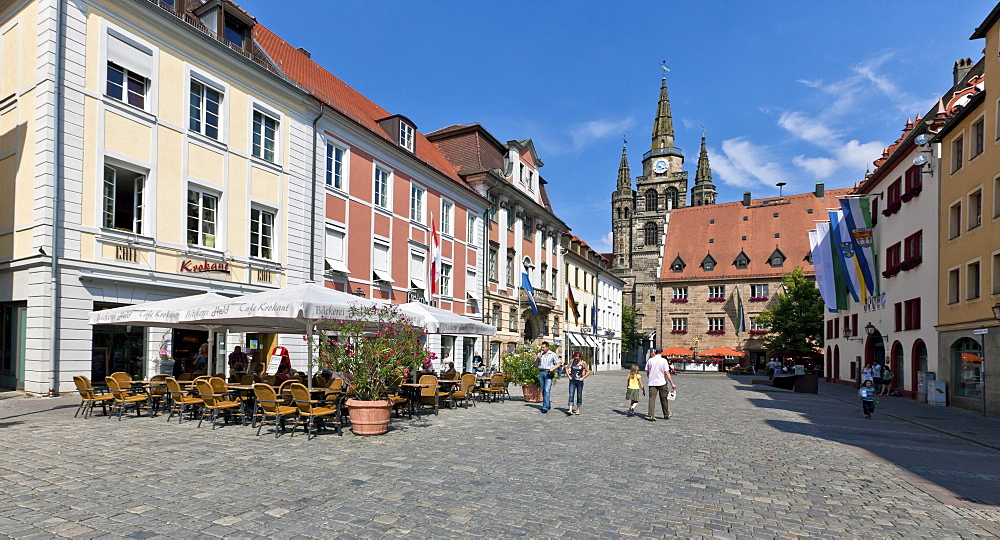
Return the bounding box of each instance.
[566,332,598,348]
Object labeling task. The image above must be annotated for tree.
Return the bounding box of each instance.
[621,304,643,353]
[756,267,824,357]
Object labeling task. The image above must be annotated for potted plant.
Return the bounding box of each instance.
[317,304,433,435]
[501,342,551,403]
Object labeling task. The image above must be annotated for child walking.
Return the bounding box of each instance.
[625,365,645,417]
[859,379,876,419]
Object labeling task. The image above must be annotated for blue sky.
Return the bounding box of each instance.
[242,1,994,252]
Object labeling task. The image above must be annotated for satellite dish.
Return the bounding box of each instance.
[913,155,929,166]
[915,134,931,146]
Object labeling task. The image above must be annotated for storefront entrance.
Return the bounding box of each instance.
[0,303,26,389]
[91,302,147,382]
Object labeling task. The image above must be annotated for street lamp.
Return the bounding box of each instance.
[993,302,1000,322]
[864,322,876,337]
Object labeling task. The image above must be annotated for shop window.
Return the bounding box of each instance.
[952,337,983,398]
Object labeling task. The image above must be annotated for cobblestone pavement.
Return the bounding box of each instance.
[2,372,1000,539]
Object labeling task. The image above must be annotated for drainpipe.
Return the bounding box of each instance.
[308,103,325,282]
[48,0,66,396]
[482,185,494,362]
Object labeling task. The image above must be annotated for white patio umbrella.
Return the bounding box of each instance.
[398,302,496,335]
[88,292,234,375]
[177,283,403,388]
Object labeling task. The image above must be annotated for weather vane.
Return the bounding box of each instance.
[661,60,670,76]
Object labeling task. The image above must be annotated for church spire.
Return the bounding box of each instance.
[617,143,631,190]
[691,134,717,206]
[650,77,675,149]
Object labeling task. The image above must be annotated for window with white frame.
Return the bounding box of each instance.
[488,248,498,281]
[672,287,688,300]
[969,189,983,230]
[506,256,515,287]
[189,79,222,139]
[506,208,515,231]
[103,164,145,234]
[488,194,498,222]
[325,142,346,189]
[441,201,453,235]
[522,216,532,241]
[527,170,534,190]
[399,122,414,151]
[540,263,547,290]
[105,30,152,110]
[324,228,348,274]
[708,317,725,332]
[467,214,477,244]
[410,185,425,222]
[671,318,687,332]
[186,189,218,248]
[492,305,501,330]
[751,284,768,298]
[750,316,768,332]
[249,207,274,260]
[373,243,392,283]
[106,63,147,110]
[409,251,425,293]
[441,263,452,297]
[708,285,725,299]
[509,308,517,331]
[967,261,981,300]
[252,109,278,162]
[374,166,391,209]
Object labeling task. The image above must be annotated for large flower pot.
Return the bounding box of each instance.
[345,399,393,436]
[522,384,542,402]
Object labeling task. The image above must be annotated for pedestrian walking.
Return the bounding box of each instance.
[625,364,645,417]
[564,351,590,415]
[880,366,893,396]
[859,379,876,419]
[872,362,883,391]
[645,348,677,421]
[860,362,874,388]
[535,341,562,413]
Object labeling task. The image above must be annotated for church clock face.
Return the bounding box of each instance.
[653,159,668,174]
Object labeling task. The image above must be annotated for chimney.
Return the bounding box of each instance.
[297,47,312,59]
[742,191,751,207]
[953,57,973,87]
[815,181,825,198]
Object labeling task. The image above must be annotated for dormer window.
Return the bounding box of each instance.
[769,248,786,268]
[670,255,686,273]
[399,123,414,151]
[734,250,750,269]
[701,254,717,272]
[223,14,249,49]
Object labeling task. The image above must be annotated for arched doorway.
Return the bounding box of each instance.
[523,318,536,342]
[826,346,832,381]
[890,341,903,392]
[911,339,927,398]
[833,345,840,381]
[865,332,885,369]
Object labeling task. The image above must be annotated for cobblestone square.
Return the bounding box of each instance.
[2,372,999,538]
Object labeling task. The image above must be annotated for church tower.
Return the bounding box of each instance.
[690,135,717,206]
[611,145,635,270]
[612,75,691,350]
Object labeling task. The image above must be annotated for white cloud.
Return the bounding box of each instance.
[834,139,886,171]
[792,156,838,178]
[592,231,614,253]
[711,138,789,189]
[568,117,635,153]
[778,111,840,146]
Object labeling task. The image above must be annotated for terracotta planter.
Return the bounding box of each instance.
[345,398,393,435]
[522,383,542,402]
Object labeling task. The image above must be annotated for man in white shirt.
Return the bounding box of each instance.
[646,348,677,421]
[535,341,562,413]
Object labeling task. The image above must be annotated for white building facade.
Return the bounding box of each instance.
[561,234,624,371]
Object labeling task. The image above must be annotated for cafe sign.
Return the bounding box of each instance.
[180,259,231,274]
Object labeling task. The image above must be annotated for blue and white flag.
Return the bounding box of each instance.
[809,224,839,312]
[591,304,598,335]
[521,272,538,315]
[839,197,878,299]
[830,209,862,303]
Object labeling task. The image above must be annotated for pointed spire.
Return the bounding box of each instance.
[691,134,717,206]
[617,144,631,190]
[650,78,674,149]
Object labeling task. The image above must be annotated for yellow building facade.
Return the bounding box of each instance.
[0,0,315,393]
[935,8,1000,414]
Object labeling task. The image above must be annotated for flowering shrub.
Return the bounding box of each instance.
[706,330,725,334]
[670,330,688,334]
[317,304,434,401]
[670,298,689,303]
[882,201,902,217]
[707,297,726,302]
[749,297,769,301]
[501,342,546,386]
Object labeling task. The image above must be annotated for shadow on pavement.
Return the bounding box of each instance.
[745,387,1000,507]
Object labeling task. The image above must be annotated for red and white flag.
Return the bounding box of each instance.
[426,214,441,303]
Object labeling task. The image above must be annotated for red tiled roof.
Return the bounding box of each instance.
[659,188,853,282]
[253,25,466,189]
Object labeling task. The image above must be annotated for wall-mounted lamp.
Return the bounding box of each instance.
[352,287,366,297]
[993,302,1000,322]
